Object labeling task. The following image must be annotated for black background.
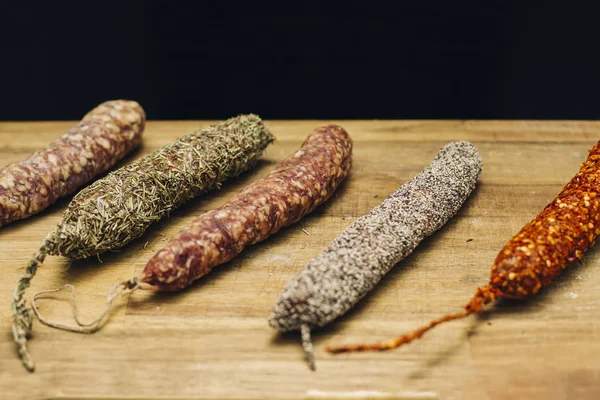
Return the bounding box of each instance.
[1,1,599,120]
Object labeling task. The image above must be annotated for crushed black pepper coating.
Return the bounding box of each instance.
[269,141,482,333]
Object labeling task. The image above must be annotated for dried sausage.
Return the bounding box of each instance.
[0,100,145,226]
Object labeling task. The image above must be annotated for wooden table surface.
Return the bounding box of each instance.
[1,120,600,400]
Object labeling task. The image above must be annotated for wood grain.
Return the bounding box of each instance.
[1,120,599,400]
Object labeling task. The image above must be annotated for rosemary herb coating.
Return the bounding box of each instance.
[0,100,145,227]
[142,124,353,291]
[47,114,274,259]
[328,139,600,354]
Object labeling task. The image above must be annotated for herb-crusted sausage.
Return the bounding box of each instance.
[0,100,145,227]
[49,114,274,259]
[328,139,600,354]
[269,141,483,369]
[141,124,353,291]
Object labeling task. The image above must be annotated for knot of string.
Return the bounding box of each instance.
[31,277,140,334]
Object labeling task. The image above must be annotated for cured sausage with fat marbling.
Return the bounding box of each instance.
[0,100,145,227]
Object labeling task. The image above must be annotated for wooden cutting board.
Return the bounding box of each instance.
[1,120,600,400]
